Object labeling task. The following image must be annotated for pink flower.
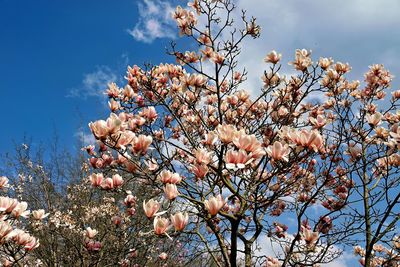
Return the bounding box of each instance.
[0,176,9,189]
[202,132,217,146]
[145,158,159,171]
[204,195,226,216]
[140,106,158,122]
[0,221,15,241]
[106,113,122,134]
[108,99,120,112]
[191,164,209,179]
[216,124,237,143]
[31,209,49,220]
[233,133,265,157]
[158,170,182,184]
[115,130,135,149]
[164,183,179,200]
[85,227,98,239]
[124,194,137,207]
[100,177,114,190]
[90,173,104,187]
[301,226,319,247]
[86,240,101,252]
[153,216,169,235]
[194,148,212,165]
[89,120,108,139]
[112,174,124,187]
[225,149,253,169]
[11,202,30,218]
[170,212,189,231]
[264,50,282,64]
[143,199,160,218]
[13,230,40,250]
[132,135,153,154]
[265,257,281,267]
[366,112,382,126]
[289,49,312,71]
[318,57,333,70]
[289,130,324,152]
[0,197,18,213]
[159,252,168,260]
[266,141,290,162]
[309,115,327,128]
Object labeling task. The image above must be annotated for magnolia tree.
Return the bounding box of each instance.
[86,0,400,266]
[0,175,42,266]
[0,141,189,266]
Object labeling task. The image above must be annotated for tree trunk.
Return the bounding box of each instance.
[244,242,252,267]
[230,220,239,267]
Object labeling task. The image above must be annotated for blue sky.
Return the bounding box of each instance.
[0,0,399,265]
[1,0,399,154]
[0,0,177,152]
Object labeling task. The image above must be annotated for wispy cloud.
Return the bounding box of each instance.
[127,0,177,43]
[74,128,96,146]
[68,66,117,98]
[233,0,400,96]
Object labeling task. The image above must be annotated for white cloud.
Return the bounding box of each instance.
[68,66,117,98]
[74,128,96,146]
[232,0,400,96]
[128,0,177,43]
[323,251,356,267]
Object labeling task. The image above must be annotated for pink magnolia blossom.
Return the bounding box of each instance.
[318,57,333,70]
[159,252,168,260]
[265,257,281,267]
[216,124,237,143]
[266,141,290,162]
[191,164,209,179]
[11,201,30,218]
[366,112,382,126]
[85,227,98,239]
[204,195,226,216]
[202,132,218,146]
[0,197,18,213]
[233,133,265,156]
[108,99,121,112]
[153,216,170,235]
[301,226,319,247]
[132,135,153,154]
[170,212,189,231]
[143,199,160,218]
[89,120,108,139]
[90,173,104,187]
[145,158,159,171]
[31,209,49,220]
[0,176,9,189]
[164,183,179,200]
[140,106,158,122]
[100,177,114,190]
[112,174,124,187]
[225,149,253,169]
[106,113,123,134]
[158,170,182,184]
[194,148,212,165]
[0,221,15,241]
[13,230,40,250]
[289,49,312,71]
[86,240,101,252]
[309,115,327,128]
[264,50,282,64]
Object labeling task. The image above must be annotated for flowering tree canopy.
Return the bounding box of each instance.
[1,0,399,267]
[85,1,400,266]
